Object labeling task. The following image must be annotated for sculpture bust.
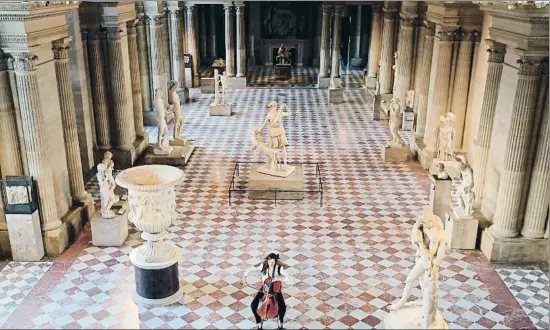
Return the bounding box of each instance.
[436,112,456,161]
[97,151,119,219]
[454,155,475,216]
[154,88,170,151]
[435,163,449,180]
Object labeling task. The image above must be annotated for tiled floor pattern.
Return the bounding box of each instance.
[0,87,545,329]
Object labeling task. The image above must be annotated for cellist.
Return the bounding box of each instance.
[243,253,290,330]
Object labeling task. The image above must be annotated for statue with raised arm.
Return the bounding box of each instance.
[168,80,187,144]
[154,88,170,151]
[388,97,402,147]
[454,155,475,216]
[97,151,119,219]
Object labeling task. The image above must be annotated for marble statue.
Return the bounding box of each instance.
[212,58,225,67]
[406,90,415,109]
[392,51,399,72]
[97,151,119,219]
[251,130,282,172]
[168,80,187,144]
[435,163,449,180]
[154,88,170,151]
[388,208,447,329]
[454,155,475,216]
[388,97,402,147]
[213,69,221,106]
[276,44,291,65]
[257,101,294,177]
[220,71,229,105]
[436,112,456,161]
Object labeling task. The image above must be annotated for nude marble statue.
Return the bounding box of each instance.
[97,151,119,219]
[154,88,170,151]
[168,80,187,144]
[213,69,221,106]
[388,97,402,147]
[220,71,229,105]
[454,155,475,216]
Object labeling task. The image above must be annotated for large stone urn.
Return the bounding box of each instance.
[115,165,184,307]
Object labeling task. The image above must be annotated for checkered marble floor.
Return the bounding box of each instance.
[0,87,545,329]
[247,66,364,88]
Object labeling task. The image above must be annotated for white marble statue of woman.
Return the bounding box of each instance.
[388,97,402,147]
[168,80,186,144]
[389,208,447,329]
[454,155,475,216]
[436,112,455,161]
[97,151,119,219]
[220,71,229,105]
[155,88,170,150]
[259,101,292,168]
[212,69,220,106]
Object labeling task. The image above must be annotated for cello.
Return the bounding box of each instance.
[257,265,282,320]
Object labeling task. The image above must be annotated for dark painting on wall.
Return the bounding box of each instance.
[261,2,314,39]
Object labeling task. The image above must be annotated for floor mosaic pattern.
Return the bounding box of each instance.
[0,87,546,329]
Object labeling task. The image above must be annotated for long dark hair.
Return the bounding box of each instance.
[260,253,280,276]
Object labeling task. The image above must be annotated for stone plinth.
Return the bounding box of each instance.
[200,78,215,93]
[382,143,408,162]
[275,64,291,80]
[249,164,304,200]
[481,229,549,263]
[384,302,448,329]
[95,135,149,169]
[257,164,296,178]
[429,175,452,222]
[318,76,331,89]
[445,209,479,250]
[328,88,344,104]
[229,76,247,88]
[366,77,378,89]
[372,94,388,121]
[143,143,195,166]
[153,146,174,155]
[6,211,44,261]
[91,202,129,247]
[210,104,232,116]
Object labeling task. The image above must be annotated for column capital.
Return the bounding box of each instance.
[235,3,245,13]
[321,4,332,15]
[52,37,72,60]
[88,27,104,41]
[458,29,479,42]
[127,19,138,36]
[438,29,456,42]
[486,39,506,63]
[372,4,383,14]
[6,50,39,72]
[333,5,343,16]
[223,4,233,12]
[516,52,548,76]
[423,20,436,36]
[186,3,196,11]
[104,26,123,41]
[80,27,89,42]
[383,11,397,20]
[400,15,416,27]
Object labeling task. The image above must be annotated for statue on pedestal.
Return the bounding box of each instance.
[436,112,456,161]
[388,97,402,147]
[220,71,229,105]
[276,44,291,65]
[168,80,187,144]
[154,88,171,153]
[212,69,229,106]
[406,90,415,109]
[435,163,449,180]
[454,155,475,216]
[97,151,119,219]
[212,58,225,68]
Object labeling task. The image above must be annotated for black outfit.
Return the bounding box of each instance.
[251,290,286,324]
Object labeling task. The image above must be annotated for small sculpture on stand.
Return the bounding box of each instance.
[388,97,402,147]
[210,69,232,116]
[97,151,119,219]
[454,155,475,216]
[256,101,294,177]
[436,112,456,161]
[276,44,291,65]
[385,208,448,329]
[406,90,415,110]
[169,80,187,145]
[435,163,449,180]
[154,88,172,154]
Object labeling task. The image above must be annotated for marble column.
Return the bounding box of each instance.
[379,6,397,94]
[136,17,151,111]
[489,55,544,239]
[186,4,200,85]
[80,29,98,150]
[177,9,187,90]
[88,28,111,149]
[224,4,235,77]
[0,57,23,177]
[127,20,146,137]
[350,5,362,65]
[331,6,343,79]
[450,30,476,150]
[52,38,88,203]
[521,89,549,239]
[199,5,207,61]
[414,23,435,138]
[318,4,331,80]
[236,3,246,78]
[10,51,61,231]
[158,17,170,97]
[392,15,416,107]
[366,5,382,80]
[423,29,455,152]
[145,15,163,106]
[105,26,135,150]
[167,3,181,83]
[209,5,217,58]
[472,41,505,207]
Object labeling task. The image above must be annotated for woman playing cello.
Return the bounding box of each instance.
[243,253,290,330]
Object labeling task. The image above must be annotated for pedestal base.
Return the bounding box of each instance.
[382,143,409,162]
[153,146,173,155]
[328,88,344,104]
[249,164,304,200]
[229,76,247,88]
[384,303,448,329]
[91,203,128,247]
[200,78,215,94]
[372,94,387,121]
[317,76,330,89]
[480,229,549,263]
[143,142,196,166]
[366,76,377,89]
[257,164,296,178]
[210,104,232,116]
[275,64,291,80]
[6,211,44,261]
[132,262,182,307]
[95,135,149,169]
[445,209,479,250]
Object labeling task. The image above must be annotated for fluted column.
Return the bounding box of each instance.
[367,5,382,79]
[414,23,435,138]
[88,28,111,149]
[450,30,476,150]
[392,15,416,106]
[80,28,98,149]
[186,4,200,85]
[224,4,235,77]
[136,17,151,111]
[236,3,246,78]
[379,6,397,94]
[52,38,88,203]
[145,16,163,106]
[472,41,505,207]
[10,52,61,231]
[209,5,217,57]
[423,29,455,152]
[177,9,187,89]
[167,4,181,83]
[199,5,207,61]
[0,57,23,177]
[522,88,549,239]
[105,26,135,150]
[319,4,331,79]
[489,55,544,239]
[127,20,146,137]
[331,6,343,79]
[158,17,170,98]
[351,5,362,60]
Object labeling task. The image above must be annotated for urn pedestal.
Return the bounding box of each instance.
[115,165,184,307]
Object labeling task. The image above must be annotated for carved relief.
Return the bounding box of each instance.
[6,186,30,205]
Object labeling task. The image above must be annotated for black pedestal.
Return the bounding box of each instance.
[275,64,291,80]
[134,263,179,300]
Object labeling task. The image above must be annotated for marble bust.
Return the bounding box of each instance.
[435,163,449,180]
[97,151,119,219]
